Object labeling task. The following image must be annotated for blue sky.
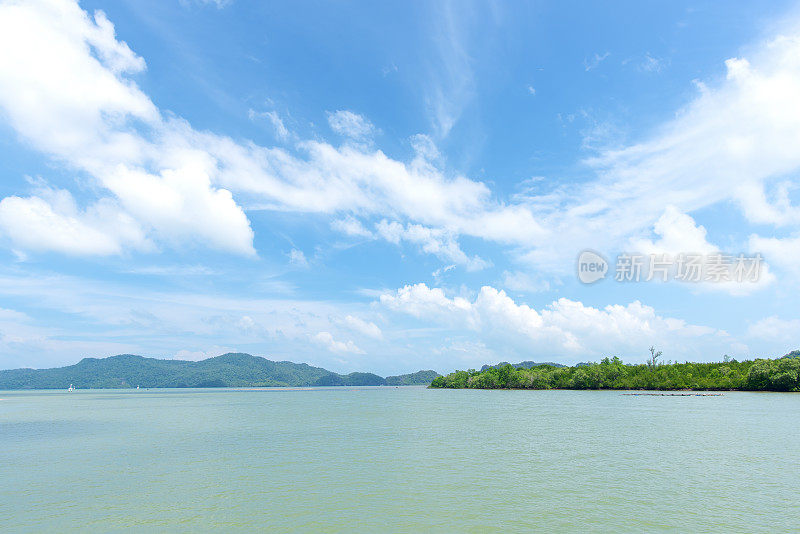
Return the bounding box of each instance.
[1,0,799,374]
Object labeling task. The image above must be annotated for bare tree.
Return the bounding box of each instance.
[647,346,662,368]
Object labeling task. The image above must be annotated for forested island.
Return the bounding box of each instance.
[430,350,800,392]
[0,353,439,389]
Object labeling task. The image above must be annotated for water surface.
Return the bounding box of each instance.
[1,387,798,532]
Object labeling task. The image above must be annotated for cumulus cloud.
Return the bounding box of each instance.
[380,283,737,361]
[626,206,775,294]
[630,206,718,256]
[104,161,254,254]
[0,187,149,256]
[380,283,472,319]
[0,0,253,256]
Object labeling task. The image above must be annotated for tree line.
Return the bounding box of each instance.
[430,352,800,391]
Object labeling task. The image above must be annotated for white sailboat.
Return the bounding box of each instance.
[68,384,74,392]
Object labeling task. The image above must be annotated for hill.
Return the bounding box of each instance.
[0,353,439,389]
[385,370,440,386]
[480,360,565,371]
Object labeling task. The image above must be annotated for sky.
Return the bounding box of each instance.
[1,0,800,374]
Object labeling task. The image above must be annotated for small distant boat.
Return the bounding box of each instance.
[136,385,140,390]
[68,384,74,392]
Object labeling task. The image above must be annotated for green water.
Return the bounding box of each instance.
[1,387,798,532]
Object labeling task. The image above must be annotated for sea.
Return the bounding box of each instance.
[1,387,798,532]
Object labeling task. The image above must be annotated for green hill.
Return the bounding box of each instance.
[385,370,440,385]
[0,353,438,389]
[480,361,565,371]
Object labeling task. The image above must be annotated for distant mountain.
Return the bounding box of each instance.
[0,353,440,389]
[783,350,800,359]
[480,361,565,371]
[385,370,440,386]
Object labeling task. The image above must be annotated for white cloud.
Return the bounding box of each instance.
[124,264,218,276]
[331,215,374,238]
[312,331,365,354]
[746,316,800,345]
[0,187,150,256]
[749,233,800,275]
[639,53,666,73]
[423,2,478,137]
[326,110,375,139]
[630,205,718,256]
[104,161,255,255]
[432,264,456,281]
[288,248,309,268]
[249,109,290,141]
[409,133,441,163]
[192,0,232,8]
[0,0,253,256]
[0,307,31,323]
[0,270,380,368]
[381,283,737,361]
[735,180,800,226]
[0,0,539,262]
[431,339,496,366]
[591,38,800,229]
[380,283,472,319]
[0,304,135,370]
[341,315,383,339]
[626,206,775,294]
[584,52,610,71]
[375,220,490,271]
[520,32,800,278]
[3,0,800,297]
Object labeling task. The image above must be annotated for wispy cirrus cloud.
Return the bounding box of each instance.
[326,110,375,140]
[249,109,291,141]
[584,51,610,71]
